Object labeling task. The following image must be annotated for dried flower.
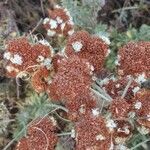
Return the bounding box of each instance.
[43,5,74,37]
[48,56,93,101]
[109,97,131,119]
[117,41,150,78]
[65,31,109,74]
[66,90,97,121]
[131,90,150,129]
[3,38,53,78]
[75,114,111,150]
[31,67,50,93]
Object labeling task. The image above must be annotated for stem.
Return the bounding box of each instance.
[90,88,111,102]
[121,76,133,99]
[57,132,72,136]
[130,138,150,150]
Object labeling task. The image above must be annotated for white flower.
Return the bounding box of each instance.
[42,58,51,69]
[106,49,111,57]
[147,114,150,121]
[49,19,58,29]
[56,16,63,24]
[100,35,110,45]
[6,65,19,73]
[135,73,146,84]
[10,54,23,65]
[106,119,117,131]
[134,101,142,110]
[79,105,86,114]
[92,108,100,116]
[36,55,45,62]
[68,29,74,36]
[38,39,50,47]
[72,41,83,52]
[96,134,106,141]
[132,86,140,95]
[117,126,130,135]
[49,116,57,126]
[115,55,121,66]
[60,22,66,31]
[3,52,11,60]
[43,18,50,24]
[115,84,120,88]
[47,30,56,36]
[71,129,76,138]
[115,144,129,150]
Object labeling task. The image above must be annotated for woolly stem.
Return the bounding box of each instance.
[130,138,150,150]
[121,76,133,99]
[90,88,111,102]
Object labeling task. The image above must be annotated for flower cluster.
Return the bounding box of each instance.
[16,117,58,150]
[116,41,150,80]
[100,76,140,101]
[43,5,74,37]
[65,31,110,74]
[3,38,53,78]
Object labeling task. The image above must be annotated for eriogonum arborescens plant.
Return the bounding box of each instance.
[16,117,58,150]
[65,30,110,75]
[116,41,150,82]
[43,5,74,37]
[3,38,53,78]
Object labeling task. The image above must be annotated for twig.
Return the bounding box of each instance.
[121,76,133,99]
[130,138,150,150]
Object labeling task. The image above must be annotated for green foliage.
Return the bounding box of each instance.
[13,93,64,140]
[61,0,104,32]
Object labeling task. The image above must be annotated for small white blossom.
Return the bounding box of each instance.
[92,108,100,116]
[135,73,146,84]
[79,105,86,114]
[106,49,111,57]
[49,116,57,126]
[132,86,140,95]
[134,101,142,110]
[38,39,50,47]
[47,30,56,36]
[49,19,58,29]
[72,41,83,52]
[3,52,11,60]
[147,114,150,121]
[36,55,45,62]
[43,18,50,24]
[68,29,74,36]
[71,129,76,138]
[6,65,19,73]
[96,134,106,141]
[117,126,130,135]
[100,35,110,45]
[115,144,129,150]
[10,54,23,65]
[115,84,120,88]
[60,22,66,31]
[42,58,51,69]
[106,119,117,132]
[56,16,63,24]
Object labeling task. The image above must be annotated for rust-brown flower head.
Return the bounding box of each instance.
[101,76,140,101]
[65,31,110,75]
[109,97,131,119]
[117,41,150,78]
[3,38,53,78]
[131,89,150,129]
[31,67,50,93]
[66,89,97,121]
[43,5,74,37]
[48,56,94,101]
[75,114,111,150]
